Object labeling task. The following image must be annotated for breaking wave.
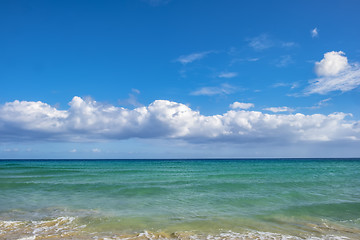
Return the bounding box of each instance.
[1,216,358,240]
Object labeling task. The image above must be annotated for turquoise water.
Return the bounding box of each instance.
[0,159,359,239]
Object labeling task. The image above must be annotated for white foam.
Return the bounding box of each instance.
[0,216,85,240]
[113,230,353,240]
[0,219,356,240]
[0,220,23,228]
[17,237,36,240]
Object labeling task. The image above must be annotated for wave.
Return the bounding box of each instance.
[1,216,358,240]
[0,216,86,240]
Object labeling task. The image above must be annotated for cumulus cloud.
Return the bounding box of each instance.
[229,102,254,110]
[311,28,319,38]
[218,72,238,78]
[0,97,359,144]
[306,51,360,94]
[263,107,294,113]
[190,83,236,96]
[176,51,211,64]
[315,51,349,76]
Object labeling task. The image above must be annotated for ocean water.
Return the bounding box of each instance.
[0,159,359,239]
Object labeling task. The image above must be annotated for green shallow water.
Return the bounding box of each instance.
[0,159,360,239]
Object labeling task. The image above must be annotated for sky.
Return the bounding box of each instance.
[1,0,360,158]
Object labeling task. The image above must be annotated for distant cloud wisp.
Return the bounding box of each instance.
[275,55,294,67]
[311,28,319,38]
[272,82,299,89]
[176,51,211,64]
[229,102,254,110]
[218,72,238,78]
[190,83,236,96]
[247,34,296,51]
[118,89,143,107]
[263,106,294,113]
[92,148,101,153]
[307,98,332,110]
[247,34,273,51]
[281,42,296,48]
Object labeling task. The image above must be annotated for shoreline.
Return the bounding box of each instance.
[1,214,359,240]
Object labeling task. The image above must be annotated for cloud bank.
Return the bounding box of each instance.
[306,51,360,94]
[0,97,359,144]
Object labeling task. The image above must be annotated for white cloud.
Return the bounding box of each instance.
[306,51,360,94]
[263,106,294,113]
[218,72,238,78]
[315,51,349,77]
[311,28,319,38]
[70,149,77,153]
[190,83,236,96]
[229,102,254,110]
[0,97,359,144]
[176,51,211,64]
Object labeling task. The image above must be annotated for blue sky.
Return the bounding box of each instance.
[1,0,360,158]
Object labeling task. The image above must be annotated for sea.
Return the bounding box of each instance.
[0,159,359,240]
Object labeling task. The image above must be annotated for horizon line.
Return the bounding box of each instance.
[1,157,360,161]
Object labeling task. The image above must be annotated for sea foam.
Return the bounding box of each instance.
[0,218,355,240]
